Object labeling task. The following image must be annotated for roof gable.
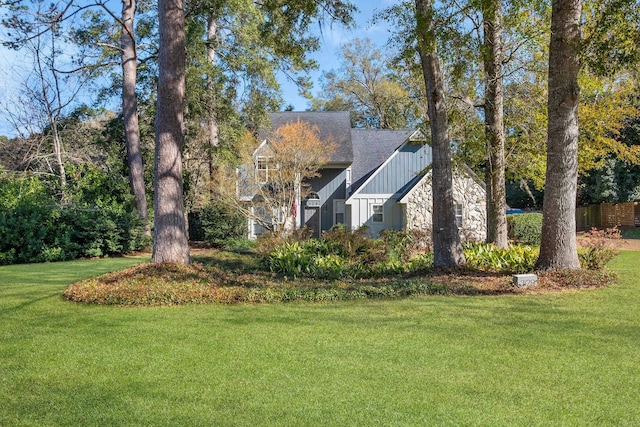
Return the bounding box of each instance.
[350,129,412,192]
[347,131,431,202]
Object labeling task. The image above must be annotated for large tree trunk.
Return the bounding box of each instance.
[415,0,465,267]
[121,0,150,235]
[153,0,190,264]
[536,0,582,270]
[482,0,508,248]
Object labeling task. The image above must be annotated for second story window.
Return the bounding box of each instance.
[256,156,272,183]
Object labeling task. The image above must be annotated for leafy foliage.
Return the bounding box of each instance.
[310,38,422,129]
[264,226,432,279]
[189,202,246,247]
[63,247,620,306]
[507,213,543,246]
[463,243,538,274]
[63,260,454,306]
[0,171,148,265]
[578,227,621,270]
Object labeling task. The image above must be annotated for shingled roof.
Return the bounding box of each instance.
[267,111,353,165]
[350,129,412,192]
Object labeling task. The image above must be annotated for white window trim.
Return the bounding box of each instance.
[371,204,384,223]
[256,156,271,183]
[333,199,346,226]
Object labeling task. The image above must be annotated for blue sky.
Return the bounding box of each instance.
[0,0,400,136]
[280,0,400,110]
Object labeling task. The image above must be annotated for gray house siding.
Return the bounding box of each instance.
[359,142,431,196]
[347,196,404,236]
[303,168,347,234]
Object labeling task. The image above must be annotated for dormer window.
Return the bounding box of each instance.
[256,156,272,183]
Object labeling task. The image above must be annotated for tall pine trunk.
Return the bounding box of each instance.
[206,14,220,188]
[121,0,150,235]
[536,0,582,269]
[153,0,190,264]
[482,0,508,248]
[207,14,219,150]
[415,0,465,267]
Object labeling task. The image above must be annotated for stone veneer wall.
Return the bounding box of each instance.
[404,171,487,242]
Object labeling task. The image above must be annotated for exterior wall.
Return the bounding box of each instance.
[303,168,347,233]
[404,171,486,242]
[359,142,431,196]
[348,194,403,237]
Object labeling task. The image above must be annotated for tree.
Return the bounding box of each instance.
[536,0,582,270]
[3,0,157,226]
[121,0,150,234]
[220,121,335,235]
[414,0,465,267]
[152,0,190,264]
[177,0,356,216]
[311,38,422,129]
[481,0,508,248]
[1,0,81,193]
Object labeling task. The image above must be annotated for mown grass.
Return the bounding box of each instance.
[1,253,640,425]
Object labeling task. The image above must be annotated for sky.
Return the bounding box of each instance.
[0,0,400,137]
[279,0,400,111]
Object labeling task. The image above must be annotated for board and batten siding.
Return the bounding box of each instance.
[359,142,431,196]
[348,195,403,236]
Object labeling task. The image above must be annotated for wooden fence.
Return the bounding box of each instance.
[576,202,638,229]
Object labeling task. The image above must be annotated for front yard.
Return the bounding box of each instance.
[1,252,639,425]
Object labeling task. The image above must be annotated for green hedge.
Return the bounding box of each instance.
[507,213,543,246]
[0,171,148,265]
[189,202,246,247]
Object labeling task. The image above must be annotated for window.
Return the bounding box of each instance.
[306,192,321,207]
[454,203,463,228]
[372,204,383,223]
[334,200,345,225]
[256,156,271,183]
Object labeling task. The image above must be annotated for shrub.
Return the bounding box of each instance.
[380,230,417,262]
[221,237,256,253]
[464,243,538,274]
[266,241,313,277]
[0,171,148,264]
[578,227,620,270]
[408,252,435,274]
[507,213,543,246]
[192,202,246,247]
[264,227,435,280]
[322,225,385,264]
[311,254,345,279]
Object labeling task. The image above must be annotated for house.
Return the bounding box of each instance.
[243,111,486,241]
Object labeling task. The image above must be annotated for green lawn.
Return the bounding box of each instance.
[1,253,640,426]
